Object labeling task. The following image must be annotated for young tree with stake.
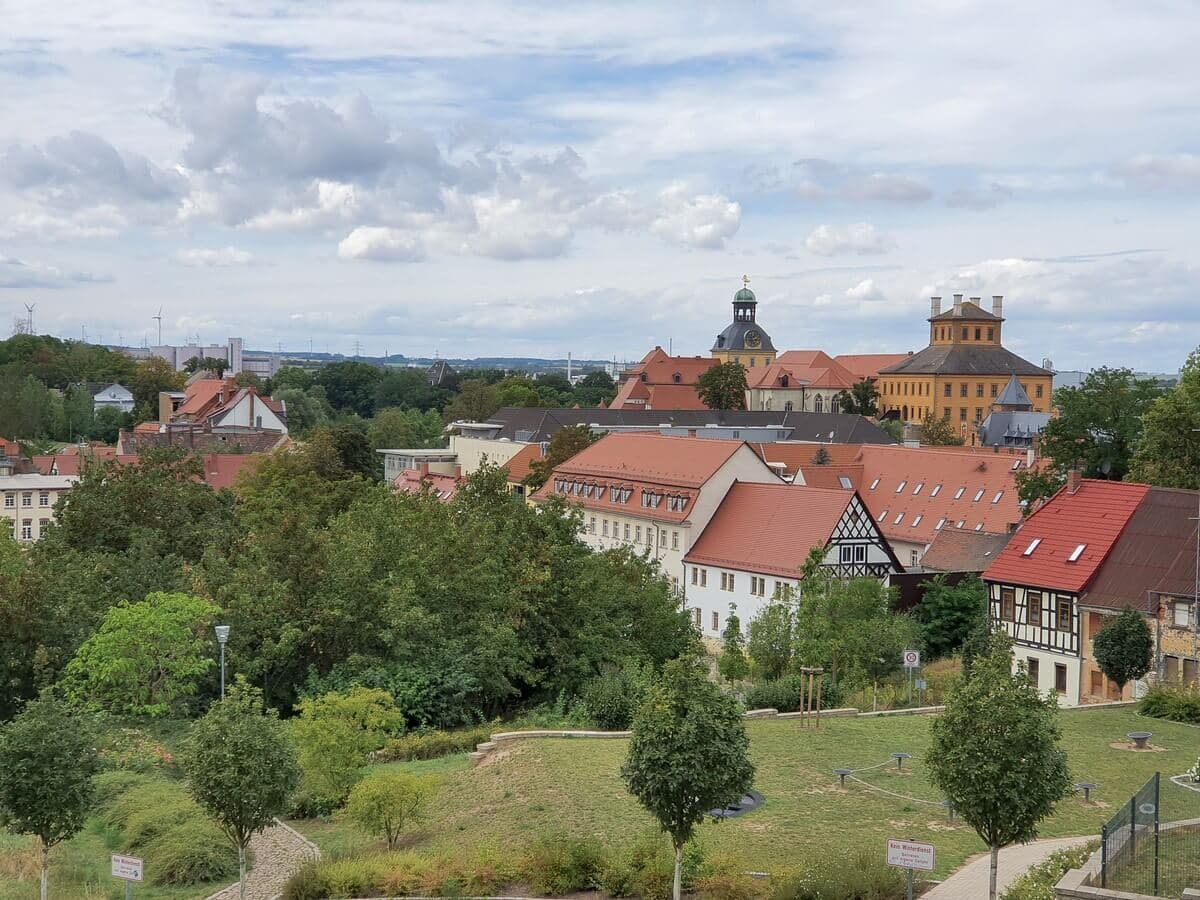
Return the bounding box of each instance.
[622,657,754,900]
[1092,606,1154,696]
[927,632,1071,900]
[183,680,300,900]
[0,694,98,900]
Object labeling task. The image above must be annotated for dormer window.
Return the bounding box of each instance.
[672,373,682,383]
[639,373,647,382]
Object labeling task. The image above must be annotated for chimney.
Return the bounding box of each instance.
[952,294,963,315]
[992,295,1004,318]
[418,462,429,477]
[1067,468,1082,494]
[453,465,462,480]
[969,296,982,307]
[930,296,942,317]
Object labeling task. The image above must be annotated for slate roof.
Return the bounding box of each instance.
[879,344,1051,377]
[996,375,1033,408]
[1082,486,1200,612]
[978,411,1052,447]
[684,482,856,578]
[921,529,1014,573]
[984,479,1150,593]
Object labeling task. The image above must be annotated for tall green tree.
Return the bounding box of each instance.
[574,370,617,407]
[1014,467,1065,513]
[914,576,988,659]
[374,368,449,412]
[718,611,750,683]
[921,412,965,445]
[367,407,444,452]
[443,379,500,422]
[927,632,1071,900]
[0,694,99,900]
[621,657,754,900]
[183,681,300,900]
[837,379,879,416]
[184,355,230,377]
[316,361,384,417]
[747,601,794,679]
[696,361,747,410]
[129,356,185,422]
[62,592,217,717]
[524,424,598,491]
[271,386,330,436]
[1040,367,1161,481]
[1092,607,1154,694]
[1129,348,1200,489]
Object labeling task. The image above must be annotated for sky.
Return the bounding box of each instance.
[1,2,1199,370]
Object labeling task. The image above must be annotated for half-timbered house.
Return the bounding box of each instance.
[683,482,902,640]
[983,473,1149,705]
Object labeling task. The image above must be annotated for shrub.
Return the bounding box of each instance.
[375,724,493,762]
[745,674,841,712]
[100,779,185,830]
[92,770,157,808]
[1001,842,1097,900]
[96,726,176,773]
[283,858,331,900]
[523,834,607,894]
[608,832,705,900]
[422,847,516,896]
[345,771,435,849]
[770,849,904,900]
[1139,682,1200,724]
[318,855,390,898]
[696,869,767,900]
[121,796,195,851]
[581,670,646,730]
[142,818,238,885]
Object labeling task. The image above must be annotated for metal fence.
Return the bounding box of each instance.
[1101,771,1200,897]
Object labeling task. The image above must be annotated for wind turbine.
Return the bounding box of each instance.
[23,303,34,335]
[152,306,163,345]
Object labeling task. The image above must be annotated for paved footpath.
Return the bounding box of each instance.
[205,819,320,900]
[923,836,1092,899]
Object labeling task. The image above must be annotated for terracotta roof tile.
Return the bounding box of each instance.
[834,354,912,381]
[391,468,462,502]
[200,453,263,491]
[502,443,543,483]
[543,432,746,488]
[984,480,1150,593]
[684,482,856,578]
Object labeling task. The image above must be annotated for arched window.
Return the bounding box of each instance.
[784,401,793,412]
[814,394,824,413]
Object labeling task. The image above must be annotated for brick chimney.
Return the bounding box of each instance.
[453,465,462,480]
[992,295,1004,318]
[418,462,429,477]
[1067,469,1082,494]
[952,294,963,315]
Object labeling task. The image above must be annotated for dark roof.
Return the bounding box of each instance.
[477,408,897,445]
[427,360,456,387]
[921,529,1014,574]
[930,300,999,321]
[1082,486,1200,612]
[978,411,1052,446]
[995,375,1033,408]
[879,344,1051,377]
[712,320,776,353]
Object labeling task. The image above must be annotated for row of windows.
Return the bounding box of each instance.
[934,325,996,342]
[869,479,1004,505]
[11,518,51,540]
[884,380,1044,401]
[729,357,772,368]
[591,517,680,550]
[2,491,52,508]
[1025,657,1069,693]
[999,588,1073,630]
[555,480,689,512]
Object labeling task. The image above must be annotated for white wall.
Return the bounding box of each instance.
[213,393,288,433]
[1011,647,1081,708]
[450,435,527,474]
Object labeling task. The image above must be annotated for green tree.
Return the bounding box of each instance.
[368,407,444,452]
[621,657,754,900]
[747,601,794,679]
[1014,467,1065,513]
[344,770,435,850]
[927,632,1071,900]
[0,694,99,900]
[271,366,313,392]
[316,361,383,417]
[921,412,965,445]
[90,406,126,443]
[62,592,217,717]
[914,576,988,659]
[878,418,904,442]
[184,355,230,377]
[574,370,617,407]
[718,611,750,683]
[291,687,405,809]
[810,446,831,465]
[183,680,300,900]
[62,383,94,440]
[696,361,747,410]
[272,386,329,436]
[837,379,879,416]
[1040,367,1161,481]
[1129,349,1200,489]
[374,368,449,412]
[129,357,185,422]
[494,377,544,409]
[1092,607,1154,693]
[443,379,500,422]
[524,424,598,491]
[325,424,378,479]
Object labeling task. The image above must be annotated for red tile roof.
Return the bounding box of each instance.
[199,453,263,491]
[391,468,462,502]
[684,482,855,578]
[174,378,235,418]
[609,348,716,410]
[0,438,20,458]
[748,351,858,390]
[984,480,1151,593]
[750,442,864,474]
[545,432,745,488]
[834,353,912,381]
[502,443,544,483]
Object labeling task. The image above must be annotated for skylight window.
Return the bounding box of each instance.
[878,509,888,521]
[974,523,984,531]
[956,520,965,529]
[954,487,965,500]
[894,512,905,525]
[934,517,946,530]
[1023,538,1042,556]
[838,475,853,489]
[973,489,985,502]
[895,480,907,494]
[1011,459,1022,471]
[869,477,881,491]
[913,482,924,495]
[911,515,922,527]
[1068,543,1087,562]
[992,491,1004,504]
[930,484,942,497]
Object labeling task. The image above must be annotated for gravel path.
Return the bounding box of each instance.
[205,819,320,900]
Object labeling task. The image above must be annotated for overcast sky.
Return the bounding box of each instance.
[2,2,1198,369]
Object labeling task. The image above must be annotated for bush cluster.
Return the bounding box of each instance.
[744,674,841,713]
[95,772,237,886]
[374,724,495,762]
[1000,842,1097,900]
[580,665,652,730]
[1139,682,1200,724]
[768,849,904,900]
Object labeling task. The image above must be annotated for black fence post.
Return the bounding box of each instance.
[1101,822,1108,888]
[1129,792,1137,859]
[1152,771,1160,895]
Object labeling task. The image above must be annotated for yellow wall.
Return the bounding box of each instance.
[712,350,775,368]
[878,373,1053,425]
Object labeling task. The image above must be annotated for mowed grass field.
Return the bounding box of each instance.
[295,707,1200,881]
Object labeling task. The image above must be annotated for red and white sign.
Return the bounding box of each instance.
[111,854,144,882]
[887,839,935,871]
[902,649,920,669]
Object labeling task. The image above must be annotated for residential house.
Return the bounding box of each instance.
[683,482,901,639]
[501,442,545,498]
[608,347,717,411]
[377,449,459,483]
[427,360,458,388]
[162,378,287,433]
[87,383,135,413]
[983,473,1150,706]
[1,473,78,541]
[0,437,23,475]
[531,432,782,593]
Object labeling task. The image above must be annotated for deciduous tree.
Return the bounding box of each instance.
[443,379,500,422]
[622,657,754,900]
[747,601,793,679]
[717,611,750,683]
[574,370,617,407]
[913,576,987,659]
[1092,606,1154,693]
[837,379,879,416]
[697,361,747,410]
[524,424,598,491]
[345,770,435,850]
[921,412,965,445]
[927,632,1071,900]
[0,694,98,900]
[1129,348,1200,489]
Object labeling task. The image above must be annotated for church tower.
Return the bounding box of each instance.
[711,276,776,369]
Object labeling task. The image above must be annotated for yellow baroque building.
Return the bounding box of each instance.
[877,294,1053,430]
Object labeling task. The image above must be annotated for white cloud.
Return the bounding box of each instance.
[0,205,126,240]
[174,246,255,267]
[337,226,426,262]
[1130,321,1182,341]
[1115,154,1200,190]
[649,184,741,249]
[805,223,895,257]
[845,278,885,302]
[0,254,111,288]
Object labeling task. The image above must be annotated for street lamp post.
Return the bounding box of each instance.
[215,625,231,699]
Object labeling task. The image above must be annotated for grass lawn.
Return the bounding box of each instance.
[293,707,1200,881]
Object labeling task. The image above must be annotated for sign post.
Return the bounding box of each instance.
[902,650,920,704]
[112,854,143,900]
[887,838,934,900]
